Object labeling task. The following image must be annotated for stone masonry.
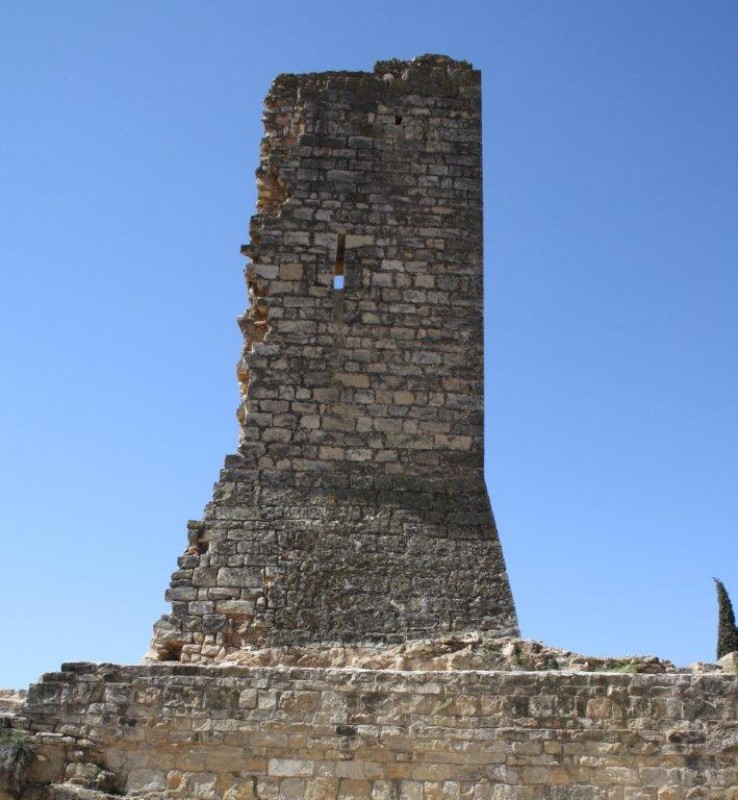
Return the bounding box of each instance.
[6,55,738,800]
[20,662,738,800]
[149,55,518,662]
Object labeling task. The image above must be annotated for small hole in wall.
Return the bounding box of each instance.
[160,642,183,662]
[334,234,346,290]
[395,114,403,125]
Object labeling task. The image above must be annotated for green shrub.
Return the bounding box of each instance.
[715,578,738,659]
[0,728,35,795]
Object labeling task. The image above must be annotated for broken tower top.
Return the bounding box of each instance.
[237,54,485,493]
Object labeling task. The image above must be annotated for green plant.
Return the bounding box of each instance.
[481,638,503,655]
[0,728,35,795]
[512,643,531,669]
[608,661,639,674]
[715,578,738,659]
[591,659,639,674]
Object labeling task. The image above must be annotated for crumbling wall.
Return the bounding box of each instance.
[149,56,518,662]
[235,55,487,482]
[22,663,738,799]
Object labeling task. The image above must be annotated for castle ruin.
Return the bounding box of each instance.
[6,57,738,800]
[149,54,517,662]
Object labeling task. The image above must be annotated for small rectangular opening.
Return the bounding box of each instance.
[333,234,346,290]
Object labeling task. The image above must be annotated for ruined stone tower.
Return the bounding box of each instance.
[16,57,738,800]
[150,55,518,662]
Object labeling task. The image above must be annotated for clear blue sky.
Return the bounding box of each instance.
[2,1,737,688]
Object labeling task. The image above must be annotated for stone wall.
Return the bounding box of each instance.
[14,52,738,800]
[22,662,738,799]
[152,478,515,659]
[237,54,486,482]
[149,55,518,661]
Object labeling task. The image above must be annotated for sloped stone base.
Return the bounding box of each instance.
[150,476,517,663]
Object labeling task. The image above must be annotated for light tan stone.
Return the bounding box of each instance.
[718,652,738,673]
[222,779,256,800]
[345,235,374,248]
[126,768,167,794]
[305,777,340,800]
[280,264,304,280]
[338,779,372,800]
[269,758,315,777]
[587,696,613,720]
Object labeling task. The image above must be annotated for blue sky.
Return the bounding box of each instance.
[2,1,736,688]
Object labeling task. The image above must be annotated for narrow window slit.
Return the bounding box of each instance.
[395,114,403,125]
[334,234,346,290]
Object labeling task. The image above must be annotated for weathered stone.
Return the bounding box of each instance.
[718,651,738,672]
[148,54,517,662]
[306,777,340,800]
[223,780,255,800]
[18,661,738,800]
[10,52,737,800]
[268,759,315,778]
[125,768,167,794]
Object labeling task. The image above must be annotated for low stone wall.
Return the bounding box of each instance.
[0,688,26,717]
[19,662,738,799]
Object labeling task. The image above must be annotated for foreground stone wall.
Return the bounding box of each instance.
[23,663,738,799]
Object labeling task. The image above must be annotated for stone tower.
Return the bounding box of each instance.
[150,55,518,663]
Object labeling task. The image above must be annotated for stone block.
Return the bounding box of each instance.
[256,779,281,800]
[337,373,370,388]
[718,652,738,673]
[126,768,167,794]
[268,758,315,777]
[216,600,255,615]
[280,264,304,280]
[187,772,219,800]
[247,263,279,280]
[223,780,256,800]
[338,780,372,800]
[399,781,424,800]
[306,777,340,800]
[238,689,258,709]
[346,235,374,248]
[333,762,368,780]
[281,778,307,799]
